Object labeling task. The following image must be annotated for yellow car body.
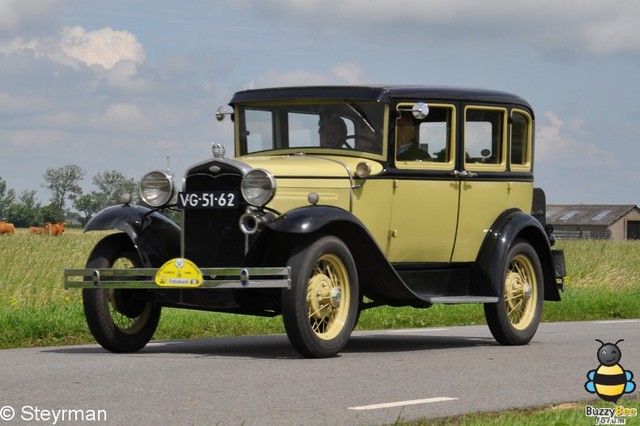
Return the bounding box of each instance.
[66,85,566,357]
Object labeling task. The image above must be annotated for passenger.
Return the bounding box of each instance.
[319,116,347,148]
[396,115,430,161]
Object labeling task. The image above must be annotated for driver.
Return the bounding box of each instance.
[319,116,347,148]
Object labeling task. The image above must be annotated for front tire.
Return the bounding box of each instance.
[82,233,161,353]
[484,239,544,345]
[282,236,359,358]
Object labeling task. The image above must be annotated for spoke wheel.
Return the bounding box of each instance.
[306,253,350,340]
[484,239,543,345]
[504,254,537,330]
[282,236,358,358]
[107,288,154,334]
[82,233,161,353]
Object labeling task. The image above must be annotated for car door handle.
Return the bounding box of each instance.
[452,170,478,179]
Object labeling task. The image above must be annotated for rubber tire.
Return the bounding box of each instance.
[484,239,544,345]
[82,233,161,353]
[282,236,359,358]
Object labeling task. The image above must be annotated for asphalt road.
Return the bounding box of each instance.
[1,320,639,425]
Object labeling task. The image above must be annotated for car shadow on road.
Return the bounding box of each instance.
[346,332,496,354]
[44,329,496,359]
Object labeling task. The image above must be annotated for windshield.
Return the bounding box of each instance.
[236,101,385,155]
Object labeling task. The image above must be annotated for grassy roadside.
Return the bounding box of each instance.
[1,230,640,348]
[396,397,640,425]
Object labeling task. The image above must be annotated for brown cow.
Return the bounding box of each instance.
[30,226,45,235]
[44,222,65,236]
[0,222,16,235]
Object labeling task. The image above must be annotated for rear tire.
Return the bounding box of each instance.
[82,233,161,353]
[282,236,359,358]
[484,239,543,345]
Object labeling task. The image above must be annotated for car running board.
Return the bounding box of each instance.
[422,296,499,304]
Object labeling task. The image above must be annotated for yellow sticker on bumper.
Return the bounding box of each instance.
[155,258,203,287]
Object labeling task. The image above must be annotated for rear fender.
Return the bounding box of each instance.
[85,204,181,267]
[475,209,561,301]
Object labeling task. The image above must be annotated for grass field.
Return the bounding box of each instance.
[1,228,639,424]
[1,228,639,348]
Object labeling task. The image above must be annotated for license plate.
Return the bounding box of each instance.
[177,191,239,209]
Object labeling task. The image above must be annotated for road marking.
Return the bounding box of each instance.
[594,320,640,324]
[348,397,458,411]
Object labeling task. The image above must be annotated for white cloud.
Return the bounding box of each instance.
[0,36,36,56]
[102,61,151,92]
[8,129,65,149]
[0,2,21,33]
[98,103,148,130]
[0,92,48,114]
[58,26,145,70]
[244,0,640,57]
[332,62,366,85]
[582,12,640,55]
[245,62,367,89]
[0,26,145,71]
[536,111,616,165]
[0,0,64,34]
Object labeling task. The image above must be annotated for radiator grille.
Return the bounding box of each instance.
[183,168,247,266]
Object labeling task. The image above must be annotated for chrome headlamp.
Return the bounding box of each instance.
[241,169,276,207]
[139,170,174,207]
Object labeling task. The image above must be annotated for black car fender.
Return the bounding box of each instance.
[244,205,419,302]
[84,204,181,267]
[474,209,561,301]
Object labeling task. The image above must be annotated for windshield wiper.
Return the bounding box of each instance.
[344,102,375,133]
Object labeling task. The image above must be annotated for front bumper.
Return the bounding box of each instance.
[64,267,291,290]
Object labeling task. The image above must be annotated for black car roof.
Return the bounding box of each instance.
[229,85,532,111]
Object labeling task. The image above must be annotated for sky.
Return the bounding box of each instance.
[1,0,639,206]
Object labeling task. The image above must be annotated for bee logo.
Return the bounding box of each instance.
[585,339,635,403]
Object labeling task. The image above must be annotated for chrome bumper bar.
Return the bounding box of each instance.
[64,267,291,290]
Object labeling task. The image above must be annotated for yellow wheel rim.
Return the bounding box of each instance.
[306,254,351,340]
[504,253,538,330]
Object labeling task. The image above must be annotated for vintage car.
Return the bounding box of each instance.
[65,85,566,358]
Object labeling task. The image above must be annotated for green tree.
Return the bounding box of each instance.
[92,170,137,206]
[73,170,138,225]
[42,165,85,211]
[74,193,103,226]
[0,177,16,220]
[40,203,65,223]
[7,190,41,226]
[7,205,37,227]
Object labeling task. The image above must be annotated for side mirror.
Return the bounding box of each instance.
[412,102,429,120]
[215,106,234,122]
[397,102,430,120]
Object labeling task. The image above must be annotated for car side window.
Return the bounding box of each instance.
[464,107,507,169]
[510,110,532,171]
[395,103,456,169]
[417,106,453,163]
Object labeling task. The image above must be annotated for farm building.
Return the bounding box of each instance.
[546,204,640,241]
